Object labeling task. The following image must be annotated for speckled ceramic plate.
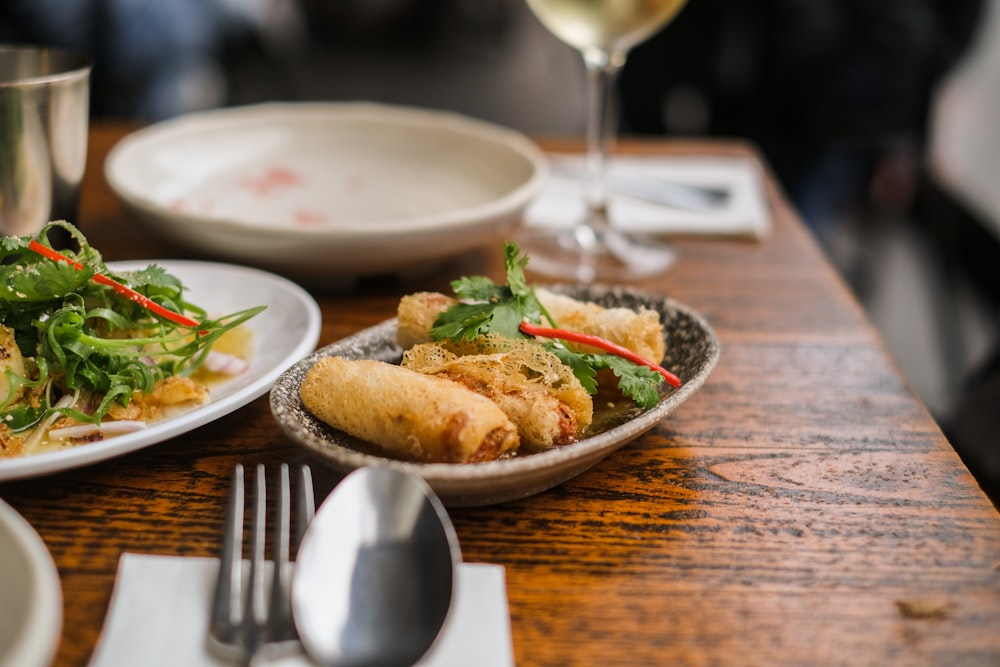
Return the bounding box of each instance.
[270,286,719,506]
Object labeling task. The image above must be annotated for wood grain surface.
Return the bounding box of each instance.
[1,124,998,667]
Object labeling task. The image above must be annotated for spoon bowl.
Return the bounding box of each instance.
[291,466,460,667]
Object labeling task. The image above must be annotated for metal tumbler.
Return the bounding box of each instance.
[0,46,92,238]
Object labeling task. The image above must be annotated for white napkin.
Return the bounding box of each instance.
[89,553,513,667]
[526,154,771,239]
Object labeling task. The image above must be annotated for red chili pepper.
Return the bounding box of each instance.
[28,240,201,329]
[519,320,682,388]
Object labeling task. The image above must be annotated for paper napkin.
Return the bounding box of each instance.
[89,553,513,667]
[526,154,771,240]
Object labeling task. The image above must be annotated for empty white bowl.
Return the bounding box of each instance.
[105,102,549,282]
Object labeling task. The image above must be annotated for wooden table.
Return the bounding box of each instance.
[3,122,1000,667]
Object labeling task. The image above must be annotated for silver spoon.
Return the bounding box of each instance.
[291,466,460,667]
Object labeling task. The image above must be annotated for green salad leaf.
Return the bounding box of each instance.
[0,221,265,431]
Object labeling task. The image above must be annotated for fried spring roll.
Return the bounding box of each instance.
[397,292,456,350]
[300,356,519,463]
[402,336,594,452]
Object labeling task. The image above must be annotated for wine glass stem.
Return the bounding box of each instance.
[582,48,625,240]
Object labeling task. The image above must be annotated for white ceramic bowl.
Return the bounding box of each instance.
[0,499,61,667]
[105,102,549,282]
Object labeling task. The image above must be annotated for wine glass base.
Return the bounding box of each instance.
[514,225,678,283]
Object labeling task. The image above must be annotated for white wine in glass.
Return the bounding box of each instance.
[520,0,689,282]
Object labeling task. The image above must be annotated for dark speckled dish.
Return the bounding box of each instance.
[270,285,719,507]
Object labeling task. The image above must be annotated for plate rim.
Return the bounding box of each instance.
[270,285,719,502]
[0,259,322,481]
[0,498,61,667]
[104,101,550,238]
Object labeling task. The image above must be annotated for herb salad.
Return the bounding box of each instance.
[0,221,264,455]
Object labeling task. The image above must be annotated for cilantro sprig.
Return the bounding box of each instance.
[0,221,264,430]
[429,242,676,409]
[430,244,546,340]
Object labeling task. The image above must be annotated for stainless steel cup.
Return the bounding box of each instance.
[0,46,92,237]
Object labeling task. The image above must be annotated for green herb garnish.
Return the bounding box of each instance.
[429,242,675,409]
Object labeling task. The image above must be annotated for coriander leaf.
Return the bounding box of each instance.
[430,299,528,341]
[431,242,548,341]
[547,345,599,394]
[486,301,533,339]
[431,302,496,341]
[123,264,181,290]
[113,264,198,320]
[11,263,87,303]
[504,242,531,298]
[450,275,506,302]
[546,345,663,409]
[600,354,664,410]
[0,251,91,304]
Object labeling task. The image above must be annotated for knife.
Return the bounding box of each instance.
[553,164,731,212]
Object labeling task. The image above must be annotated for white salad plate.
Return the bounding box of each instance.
[0,498,61,667]
[271,285,719,507]
[105,102,548,282]
[0,260,321,482]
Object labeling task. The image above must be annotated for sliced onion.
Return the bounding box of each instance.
[48,420,148,440]
[203,350,250,376]
[24,393,78,451]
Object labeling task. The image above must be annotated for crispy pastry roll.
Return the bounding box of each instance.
[535,288,666,365]
[397,292,457,350]
[299,356,519,463]
[402,335,593,452]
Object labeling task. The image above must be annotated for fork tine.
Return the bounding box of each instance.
[266,464,294,643]
[208,464,246,657]
[265,464,314,643]
[242,463,268,656]
[296,465,316,548]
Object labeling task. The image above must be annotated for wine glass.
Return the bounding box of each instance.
[519,0,689,282]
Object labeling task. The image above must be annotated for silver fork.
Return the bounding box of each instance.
[208,463,316,664]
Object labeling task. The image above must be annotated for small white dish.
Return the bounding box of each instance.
[105,102,549,282]
[271,285,719,507]
[0,260,321,481]
[0,498,61,667]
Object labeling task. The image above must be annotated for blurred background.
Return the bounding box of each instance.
[2,0,997,501]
